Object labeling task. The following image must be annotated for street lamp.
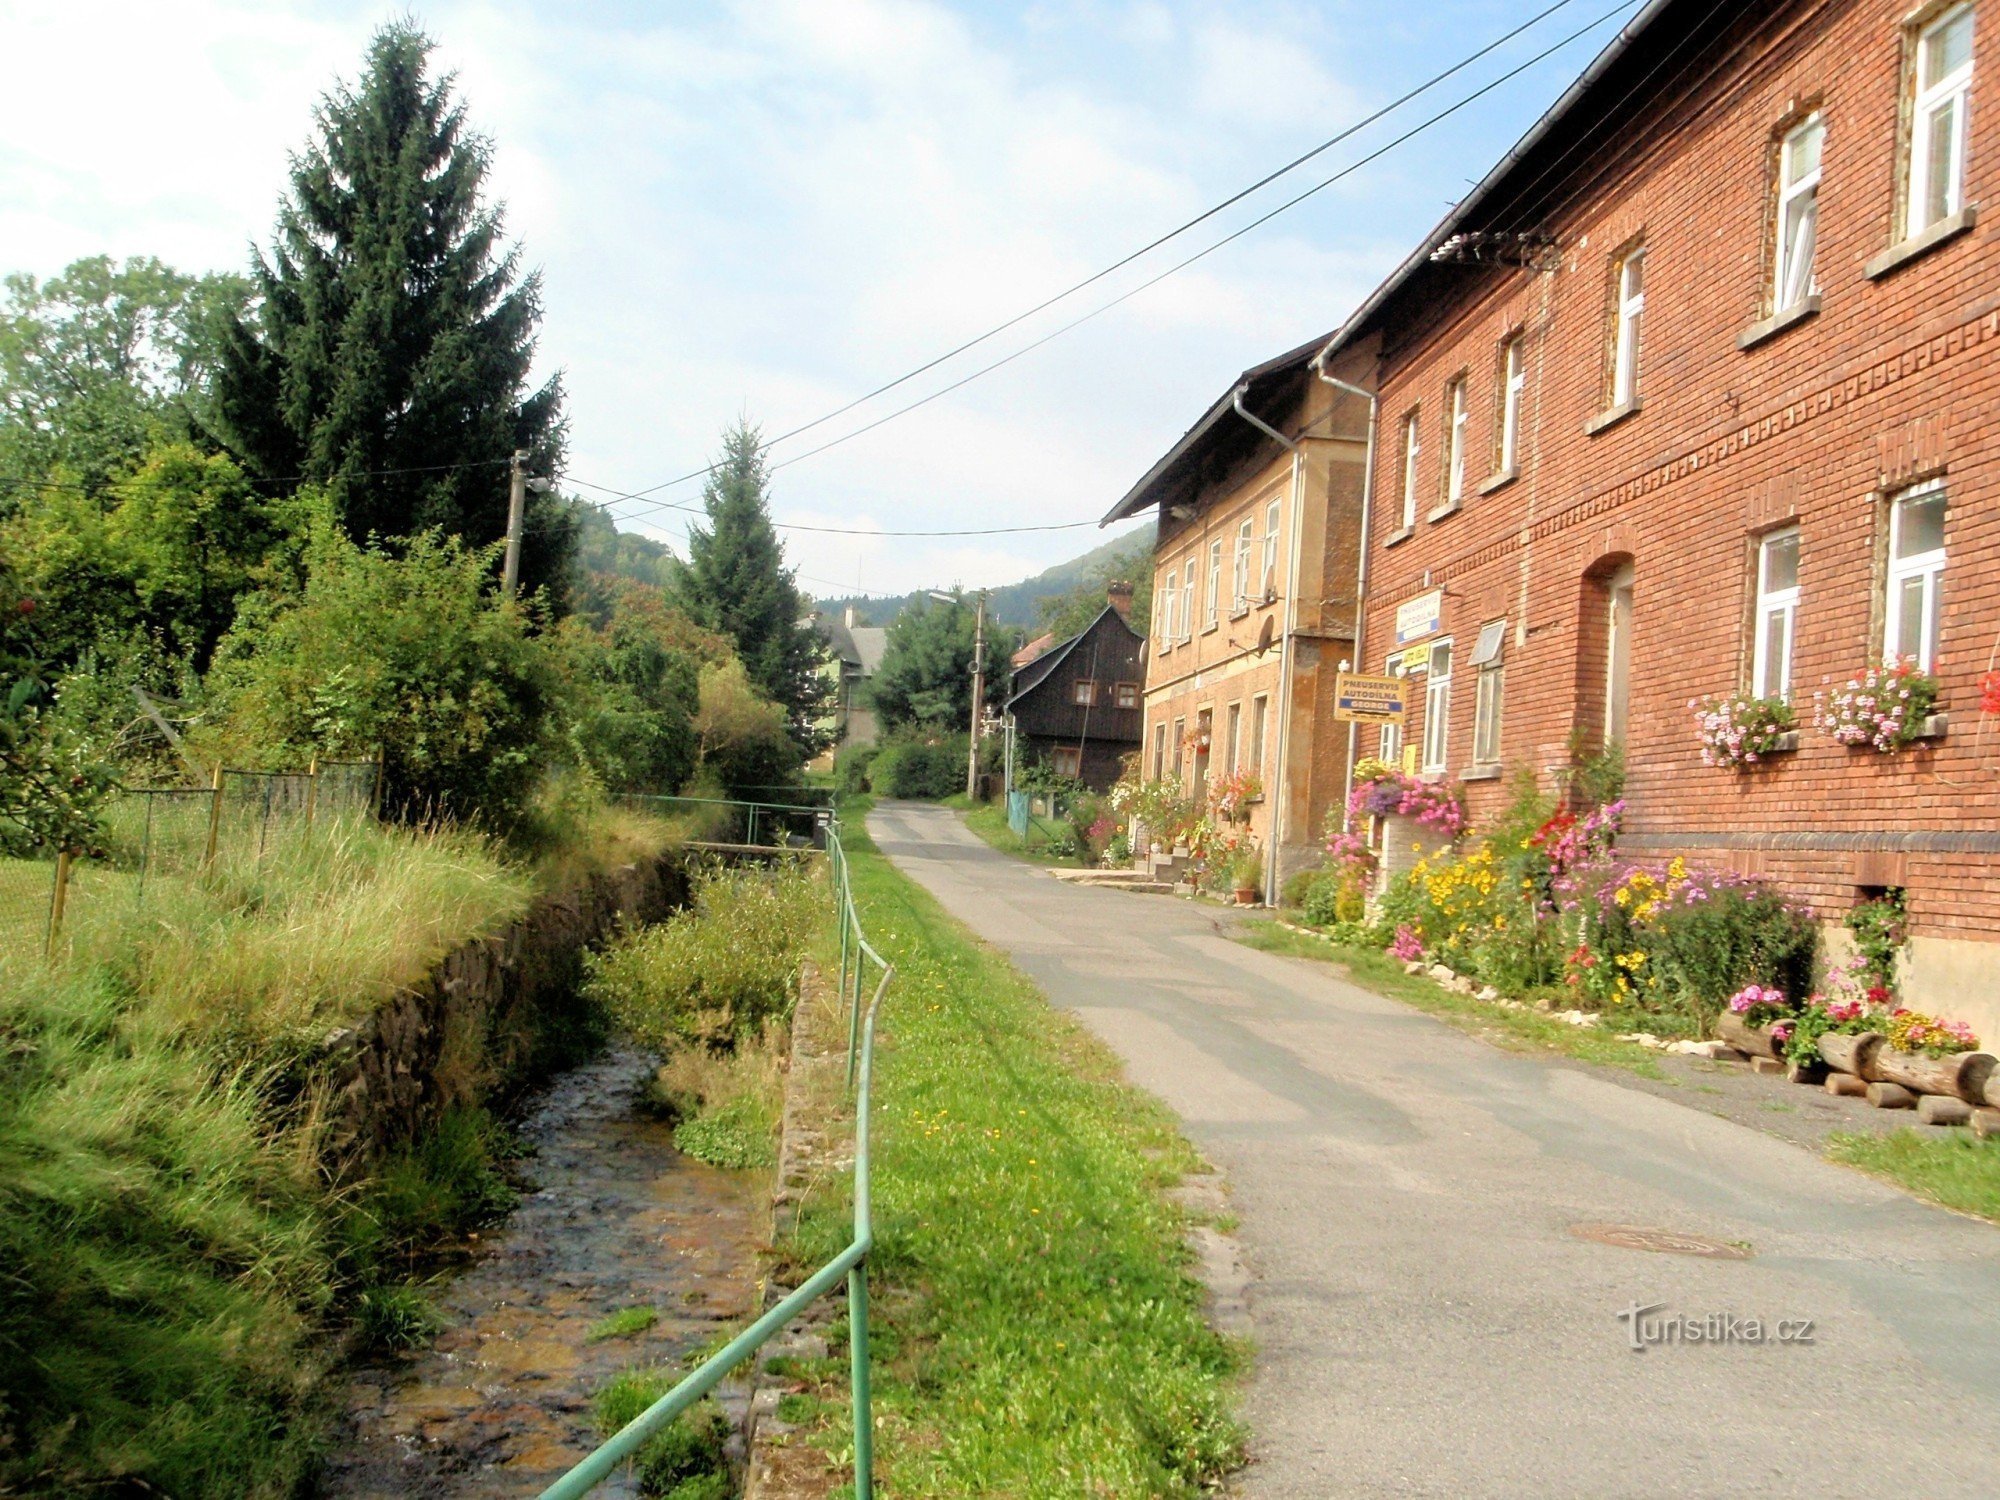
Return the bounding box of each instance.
[928,589,988,800]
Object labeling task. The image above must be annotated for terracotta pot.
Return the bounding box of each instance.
[1233,886,1258,905]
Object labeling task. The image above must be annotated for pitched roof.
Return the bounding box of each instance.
[1006,605,1140,708]
[1011,631,1056,669]
[1314,0,1693,368]
[1098,331,1329,525]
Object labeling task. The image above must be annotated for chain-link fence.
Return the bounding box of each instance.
[2,758,380,967]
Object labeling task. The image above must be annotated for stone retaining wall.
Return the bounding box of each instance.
[317,852,690,1163]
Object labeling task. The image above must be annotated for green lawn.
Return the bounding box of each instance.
[1825,1129,2000,1224]
[949,794,1082,866]
[1233,918,1667,1079]
[785,799,1241,1496]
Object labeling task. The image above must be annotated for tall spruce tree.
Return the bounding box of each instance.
[671,423,826,753]
[209,24,571,596]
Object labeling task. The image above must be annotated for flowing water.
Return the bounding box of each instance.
[320,1047,767,1498]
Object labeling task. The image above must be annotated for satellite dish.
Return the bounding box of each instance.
[1254,617,1276,656]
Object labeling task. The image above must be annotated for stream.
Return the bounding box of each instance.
[319,1047,767,1498]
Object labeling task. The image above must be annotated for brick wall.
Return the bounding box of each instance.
[1351,0,2000,1027]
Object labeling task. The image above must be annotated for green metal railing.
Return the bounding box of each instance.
[540,807,890,1500]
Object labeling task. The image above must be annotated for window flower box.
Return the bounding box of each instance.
[1690,691,1797,769]
[1813,658,1940,753]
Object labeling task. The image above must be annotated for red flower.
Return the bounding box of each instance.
[14,598,32,615]
[1865,985,1892,1007]
[1982,670,2000,716]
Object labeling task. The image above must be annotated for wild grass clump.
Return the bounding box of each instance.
[0,970,333,1495]
[61,811,533,1051]
[648,1028,784,1170]
[587,1305,660,1342]
[585,860,820,1051]
[1827,1129,2000,1223]
[590,1374,733,1498]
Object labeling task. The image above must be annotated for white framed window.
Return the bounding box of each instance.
[1398,409,1421,530]
[1114,681,1139,710]
[1224,701,1241,774]
[1470,621,1506,766]
[1774,114,1823,311]
[1151,722,1166,778]
[1171,716,1185,771]
[1261,496,1281,598]
[1752,527,1800,698]
[1180,554,1196,642]
[1611,244,1645,408]
[1160,568,1178,648]
[1072,679,1099,707]
[1443,376,1468,507]
[1497,334,1525,474]
[1885,481,1946,669]
[1248,694,1269,777]
[1205,540,1222,629]
[1909,4,1975,233]
[1421,638,1453,773]
[1232,517,1254,610]
[1379,652,1405,766]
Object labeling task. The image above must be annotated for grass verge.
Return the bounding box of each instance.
[1825,1129,2000,1223]
[1233,918,1667,1079]
[781,798,1241,1496]
[949,793,1081,866]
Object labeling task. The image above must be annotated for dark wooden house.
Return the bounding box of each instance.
[1004,588,1145,791]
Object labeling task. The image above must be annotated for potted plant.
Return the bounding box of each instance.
[1228,844,1263,905]
[1813,656,1940,752]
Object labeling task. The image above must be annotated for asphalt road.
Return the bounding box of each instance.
[867,802,2000,1499]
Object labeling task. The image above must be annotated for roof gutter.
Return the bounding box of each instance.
[1226,388,1302,907]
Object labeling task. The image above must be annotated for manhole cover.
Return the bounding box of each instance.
[1568,1223,1752,1259]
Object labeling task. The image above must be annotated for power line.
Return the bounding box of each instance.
[585,0,1637,537]
[564,473,1103,536]
[592,0,1608,512]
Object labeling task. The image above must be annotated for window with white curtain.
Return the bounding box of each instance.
[1497,334,1525,474]
[1774,115,1823,310]
[1160,567,1178,648]
[1422,639,1453,773]
[1205,540,1222,629]
[1399,410,1421,530]
[1180,555,1196,642]
[1909,4,1975,233]
[1261,496,1282,597]
[1885,483,1946,670]
[1470,621,1506,766]
[1232,517,1253,611]
[1610,245,1645,407]
[1752,527,1800,698]
[1442,376,1468,508]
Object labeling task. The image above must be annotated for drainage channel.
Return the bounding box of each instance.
[321,1047,767,1498]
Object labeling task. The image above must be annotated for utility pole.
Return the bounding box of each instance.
[967,590,987,800]
[502,449,528,597]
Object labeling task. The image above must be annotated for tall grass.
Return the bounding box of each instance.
[0,783,663,1492]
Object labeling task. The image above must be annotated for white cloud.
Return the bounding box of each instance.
[0,0,1589,593]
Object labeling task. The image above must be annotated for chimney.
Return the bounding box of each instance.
[844,604,856,629]
[1106,580,1133,619]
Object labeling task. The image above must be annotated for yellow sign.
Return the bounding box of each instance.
[1334,672,1407,724]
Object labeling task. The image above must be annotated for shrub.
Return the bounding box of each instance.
[868,730,967,800]
[1845,889,1907,996]
[206,520,560,829]
[584,861,820,1050]
[833,741,878,795]
[1641,876,1816,1032]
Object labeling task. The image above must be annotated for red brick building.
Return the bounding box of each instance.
[1316,0,1999,1035]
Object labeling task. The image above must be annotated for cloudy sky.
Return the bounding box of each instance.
[3,0,1638,597]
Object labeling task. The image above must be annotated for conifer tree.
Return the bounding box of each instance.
[670,423,826,752]
[209,24,570,595]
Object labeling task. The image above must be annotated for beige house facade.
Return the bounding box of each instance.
[1102,335,1376,893]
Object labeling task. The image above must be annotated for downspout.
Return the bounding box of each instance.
[1229,387,1300,907]
[1311,359,1378,834]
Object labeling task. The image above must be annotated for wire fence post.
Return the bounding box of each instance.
[305,755,320,829]
[372,745,387,819]
[44,850,71,960]
[202,765,225,869]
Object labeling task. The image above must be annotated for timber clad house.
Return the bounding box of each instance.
[1116,0,2000,1036]
[1004,587,1146,792]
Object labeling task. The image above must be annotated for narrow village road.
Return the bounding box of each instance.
[867,802,2000,1499]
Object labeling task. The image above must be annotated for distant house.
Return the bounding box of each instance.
[818,607,888,751]
[1004,585,1144,791]
[1011,631,1056,670]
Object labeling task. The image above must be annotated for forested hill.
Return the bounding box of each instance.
[811,521,1155,628]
